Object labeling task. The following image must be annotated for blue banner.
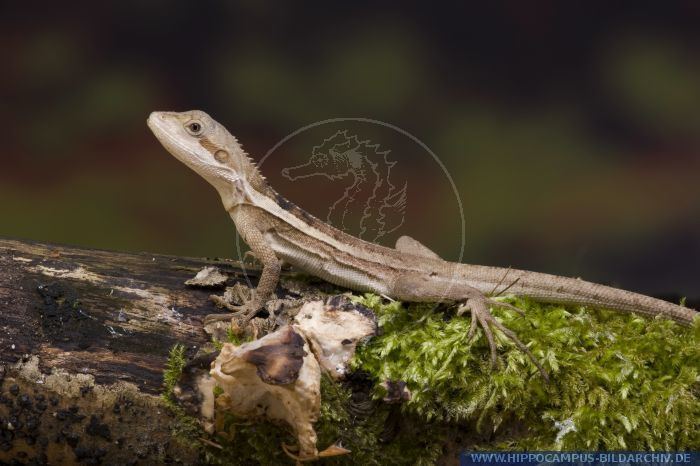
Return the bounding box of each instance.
[460,451,699,466]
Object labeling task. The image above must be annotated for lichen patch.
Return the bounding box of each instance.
[31,265,105,284]
[11,256,33,263]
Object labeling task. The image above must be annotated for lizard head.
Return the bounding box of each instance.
[148,110,248,203]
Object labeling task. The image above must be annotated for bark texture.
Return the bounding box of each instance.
[0,237,266,464]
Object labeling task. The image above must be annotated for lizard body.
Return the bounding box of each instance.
[148,110,698,377]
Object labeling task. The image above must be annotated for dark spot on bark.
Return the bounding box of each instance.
[18,394,32,408]
[34,400,47,413]
[64,430,80,448]
[240,326,306,385]
[25,414,39,431]
[74,445,107,464]
[35,282,109,350]
[86,415,111,441]
[56,406,85,423]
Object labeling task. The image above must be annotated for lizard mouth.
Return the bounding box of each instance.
[147,111,168,133]
[147,112,192,161]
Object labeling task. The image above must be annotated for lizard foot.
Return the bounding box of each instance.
[206,283,263,325]
[457,295,548,381]
[203,299,264,342]
[205,299,261,326]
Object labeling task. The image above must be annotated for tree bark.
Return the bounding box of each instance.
[0,237,261,464]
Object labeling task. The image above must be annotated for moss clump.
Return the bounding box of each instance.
[162,343,187,406]
[313,375,444,465]
[161,343,203,446]
[352,294,700,451]
[213,327,249,350]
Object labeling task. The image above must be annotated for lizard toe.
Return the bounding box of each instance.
[460,295,548,380]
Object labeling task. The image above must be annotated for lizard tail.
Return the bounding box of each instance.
[460,265,699,326]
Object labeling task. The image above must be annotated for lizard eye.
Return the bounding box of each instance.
[185,121,203,136]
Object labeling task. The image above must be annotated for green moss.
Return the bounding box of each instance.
[352,294,700,451]
[226,326,243,345]
[313,375,444,465]
[213,327,250,350]
[161,343,208,453]
[162,343,186,406]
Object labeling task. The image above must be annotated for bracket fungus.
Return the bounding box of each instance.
[293,297,377,379]
[211,325,321,458]
[202,296,377,460]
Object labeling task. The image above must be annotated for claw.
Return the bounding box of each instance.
[467,309,478,340]
[209,293,262,323]
[458,295,549,381]
[489,299,526,316]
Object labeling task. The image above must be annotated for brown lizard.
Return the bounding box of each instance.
[147,110,699,379]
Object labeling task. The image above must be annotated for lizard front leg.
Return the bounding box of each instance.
[206,225,282,326]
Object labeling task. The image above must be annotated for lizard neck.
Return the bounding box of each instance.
[218,141,275,212]
[237,152,269,195]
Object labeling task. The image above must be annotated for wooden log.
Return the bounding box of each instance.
[0,237,267,464]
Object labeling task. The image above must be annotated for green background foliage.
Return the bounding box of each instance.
[1,3,699,303]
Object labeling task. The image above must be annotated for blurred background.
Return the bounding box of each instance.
[1,1,699,303]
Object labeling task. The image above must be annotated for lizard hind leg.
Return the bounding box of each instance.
[457,294,548,381]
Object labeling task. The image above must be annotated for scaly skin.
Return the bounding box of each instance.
[148,110,698,379]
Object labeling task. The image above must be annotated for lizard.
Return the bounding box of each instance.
[147,110,699,379]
